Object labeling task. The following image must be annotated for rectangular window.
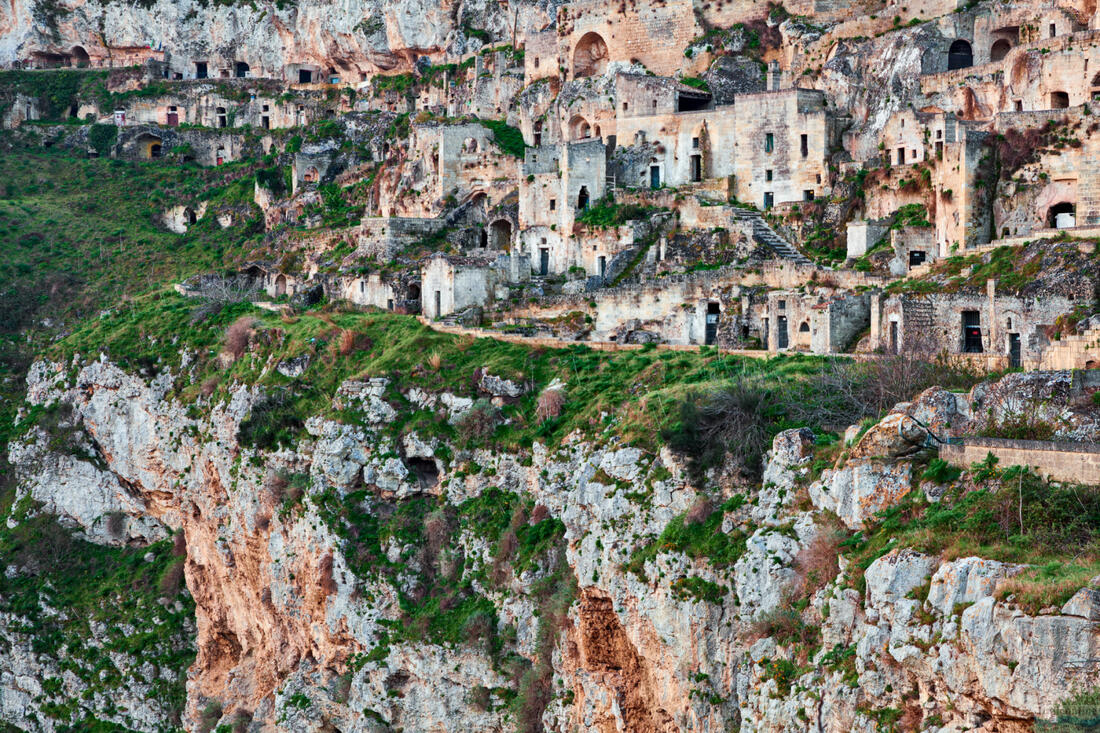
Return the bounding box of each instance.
[765,169,773,182]
[549,198,556,211]
[962,310,983,353]
[803,190,814,201]
[623,102,628,111]
[1050,23,1057,37]
[692,137,700,149]
[764,133,774,153]
[800,134,808,158]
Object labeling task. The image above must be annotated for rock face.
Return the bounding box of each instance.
[1,0,517,76]
[5,360,1099,732]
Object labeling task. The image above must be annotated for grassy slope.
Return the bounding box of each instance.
[0,144,260,731]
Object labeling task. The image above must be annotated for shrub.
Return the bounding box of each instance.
[922,458,962,484]
[789,528,842,602]
[223,316,256,359]
[662,379,778,479]
[455,400,501,444]
[198,701,223,733]
[238,392,306,450]
[535,388,565,421]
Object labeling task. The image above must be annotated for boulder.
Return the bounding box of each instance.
[927,557,1022,617]
[864,549,935,609]
[809,460,912,530]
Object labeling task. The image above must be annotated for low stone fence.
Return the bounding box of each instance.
[940,437,1100,485]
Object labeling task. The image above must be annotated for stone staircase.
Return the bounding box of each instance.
[729,208,813,265]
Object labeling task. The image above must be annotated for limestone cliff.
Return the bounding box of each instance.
[5,330,1098,731]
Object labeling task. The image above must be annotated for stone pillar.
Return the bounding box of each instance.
[987,278,998,355]
[869,291,881,350]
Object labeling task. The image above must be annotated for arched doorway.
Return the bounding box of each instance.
[490,219,512,249]
[569,115,591,141]
[274,274,287,296]
[70,46,89,67]
[137,134,163,159]
[235,61,250,78]
[990,39,1011,62]
[303,166,319,183]
[573,32,609,78]
[1048,202,1075,228]
[948,40,973,70]
[577,186,590,210]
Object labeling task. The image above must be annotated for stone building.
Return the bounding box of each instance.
[731,89,839,209]
[421,252,530,319]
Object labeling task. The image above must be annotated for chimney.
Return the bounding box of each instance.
[767,60,781,91]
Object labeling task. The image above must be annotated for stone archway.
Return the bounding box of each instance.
[137,133,164,159]
[489,219,512,249]
[569,115,591,141]
[70,46,90,67]
[948,39,973,70]
[990,39,1011,62]
[573,32,609,78]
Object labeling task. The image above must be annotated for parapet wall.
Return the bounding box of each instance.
[940,436,1100,485]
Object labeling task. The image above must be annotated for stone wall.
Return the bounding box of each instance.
[940,437,1100,484]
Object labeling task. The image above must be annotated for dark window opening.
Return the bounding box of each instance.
[962,310,983,353]
[549,198,556,211]
[705,302,720,345]
[598,256,606,278]
[434,290,442,316]
[947,40,973,70]
[577,186,590,209]
[195,61,208,78]
[889,321,899,354]
[764,132,774,153]
[677,93,708,112]
[800,134,808,158]
[765,169,773,182]
[908,250,927,268]
[1050,91,1069,109]
[298,69,313,84]
[803,190,814,201]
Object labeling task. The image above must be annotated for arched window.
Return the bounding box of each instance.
[990,39,1011,62]
[573,32,609,78]
[799,321,810,332]
[569,115,591,141]
[947,40,973,70]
